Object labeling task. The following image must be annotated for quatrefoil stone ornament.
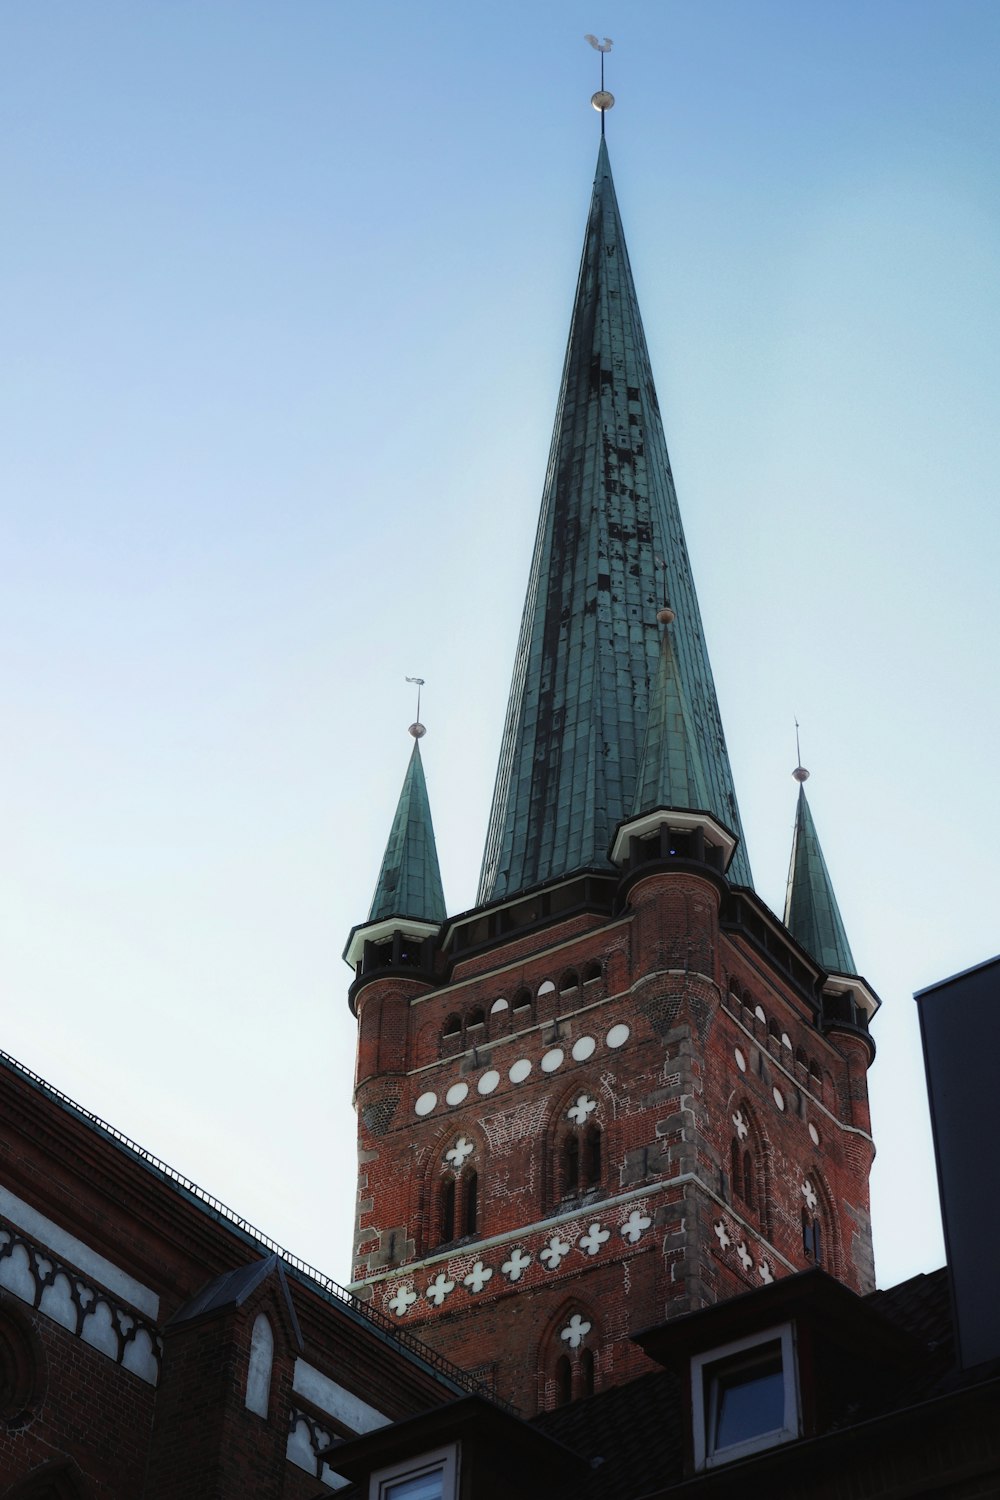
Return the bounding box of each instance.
[621,1209,651,1245]
[579,1222,611,1256]
[502,1247,532,1282]
[446,1136,475,1168]
[732,1110,749,1141]
[801,1179,818,1210]
[387,1285,417,1317]
[567,1094,598,1126]
[463,1260,493,1294]
[425,1272,455,1307]
[560,1313,592,1349]
[540,1235,571,1270]
[714,1219,731,1251]
[736,1241,753,1272]
[758,1261,774,1285]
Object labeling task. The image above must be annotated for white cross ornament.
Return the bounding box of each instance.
[714,1219,731,1251]
[736,1241,753,1272]
[567,1094,598,1126]
[425,1272,455,1307]
[732,1110,749,1141]
[501,1247,532,1282]
[801,1179,818,1210]
[446,1136,475,1168]
[621,1209,651,1245]
[579,1222,611,1256]
[560,1314,592,1349]
[758,1261,774,1285]
[387,1285,417,1317]
[463,1261,493,1294]
[540,1235,571,1270]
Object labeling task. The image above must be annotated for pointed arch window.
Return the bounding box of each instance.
[730,1101,769,1233]
[802,1208,822,1264]
[555,1354,572,1406]
[563,1134,580,1196]
[463,1171,479,1237]
[584,1124,602,1186]
[440,1178,456,1244]
[580,1346,595,1397]
[557,1102,603,1203]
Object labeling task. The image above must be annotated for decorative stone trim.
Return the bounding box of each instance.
[411,1021,633,1116]
[287,1407,348,1489]
[0,1219,161,1386]
[560,1314,592,1349]
[445,1137,474,1168]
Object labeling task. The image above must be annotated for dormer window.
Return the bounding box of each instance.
[691,1324,800,1469]
[370,1443,459,1499]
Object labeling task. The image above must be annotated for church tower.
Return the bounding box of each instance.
[345,126,878,1415]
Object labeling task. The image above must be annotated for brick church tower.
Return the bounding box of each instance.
[344,131,879,1415]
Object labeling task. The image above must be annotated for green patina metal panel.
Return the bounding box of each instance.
[368,740,446,925]
[784,785,856,975]
[478,139,751,902]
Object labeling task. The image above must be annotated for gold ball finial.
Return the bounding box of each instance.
[793,765,810,783]
[409,722,426,739]
[591,90,615,113]
[656,605,675,625]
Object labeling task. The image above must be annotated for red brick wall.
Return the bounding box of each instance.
[352,866,875,1413]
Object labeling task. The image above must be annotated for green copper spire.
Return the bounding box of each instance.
[368,735,446,926]
[631,619,713,818]
[478,138,750,902]
[784,778,856,975]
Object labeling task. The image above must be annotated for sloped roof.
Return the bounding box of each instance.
[368,738,446,926]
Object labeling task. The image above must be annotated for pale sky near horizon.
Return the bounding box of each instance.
[2,1,998,1295]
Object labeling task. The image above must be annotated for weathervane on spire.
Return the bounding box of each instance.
[793,717,810,782]
[405,676,426,739]
[585,34,615,133]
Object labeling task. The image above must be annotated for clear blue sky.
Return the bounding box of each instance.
[2,1,998,1289]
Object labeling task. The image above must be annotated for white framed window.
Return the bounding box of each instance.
[369,1443,459,1500]
[690,1323,800,1469]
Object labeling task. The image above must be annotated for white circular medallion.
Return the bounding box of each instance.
[734,1048,746,1073]
[477,1070,500,1095]
[572,1035,596,1062]
[773,1086,785,1111]
[509,1058,532,1084]
[808,1122,820,1145]
[415,1091,437,1117]
[606,1023,630,1049]
[541,1048,564,1073]
[446,1082,469,1107]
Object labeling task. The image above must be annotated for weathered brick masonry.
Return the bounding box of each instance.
[351,863,875,1413]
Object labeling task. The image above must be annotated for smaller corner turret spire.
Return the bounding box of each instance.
[783,734,856,977]
[585,33,615,134]
[367,684,445,928]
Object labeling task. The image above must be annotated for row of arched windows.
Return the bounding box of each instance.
[440,964,603,1048]
[727,978,830,1099]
